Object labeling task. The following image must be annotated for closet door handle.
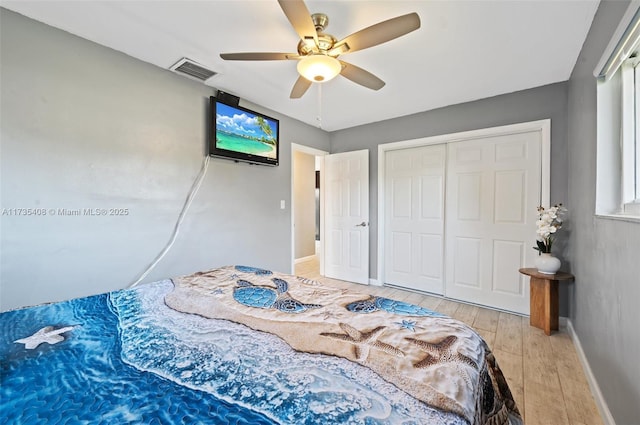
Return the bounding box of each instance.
[355,222,369,227]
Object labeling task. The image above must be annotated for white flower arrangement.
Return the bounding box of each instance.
[534,204,567,254]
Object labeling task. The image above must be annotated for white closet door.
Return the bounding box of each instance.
[384,144,446,294]
[445,131,541,314]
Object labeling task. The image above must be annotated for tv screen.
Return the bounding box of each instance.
[209,96,279,166]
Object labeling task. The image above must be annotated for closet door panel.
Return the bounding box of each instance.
[445,131,541,314]
[384,145,446,294]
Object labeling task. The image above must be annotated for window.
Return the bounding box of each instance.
[595,3,640,219]
[621,57,640,214]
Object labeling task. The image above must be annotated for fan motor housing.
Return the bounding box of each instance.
[296,13,338,56]
[297,32,337,55]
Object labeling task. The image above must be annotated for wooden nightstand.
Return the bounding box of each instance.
[519,268,575,335]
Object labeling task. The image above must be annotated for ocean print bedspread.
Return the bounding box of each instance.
[0,266,522,424]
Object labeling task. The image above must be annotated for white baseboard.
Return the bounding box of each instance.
[561,317,616,425]
[369,278,382,286]
[294,255,316,264]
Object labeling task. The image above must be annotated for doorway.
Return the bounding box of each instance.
[291,144,328,276]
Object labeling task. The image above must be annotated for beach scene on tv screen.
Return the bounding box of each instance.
[216,103,277,159]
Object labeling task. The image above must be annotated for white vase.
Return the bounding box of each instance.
[535,253,561,275]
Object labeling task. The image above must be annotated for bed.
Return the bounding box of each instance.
[0,265,522,424]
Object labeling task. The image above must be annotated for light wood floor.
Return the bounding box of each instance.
[295,257,602,425]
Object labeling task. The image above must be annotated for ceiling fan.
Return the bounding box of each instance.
[220,0,421,99]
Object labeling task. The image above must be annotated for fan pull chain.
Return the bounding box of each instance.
[316,83,322,129]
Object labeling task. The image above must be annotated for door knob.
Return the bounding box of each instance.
[355,221,369,227]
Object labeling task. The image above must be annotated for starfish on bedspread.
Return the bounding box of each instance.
[406,335,478,388]
[14,325,77,350]
[395,319,420,332]
[320,323,405,361]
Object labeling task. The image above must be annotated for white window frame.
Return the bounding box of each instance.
[635,64,640,203]
[635,65,640,200]
[621,59,640,215]
[595,1,640,221]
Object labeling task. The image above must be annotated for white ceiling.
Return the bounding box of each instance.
[1,0,599,131]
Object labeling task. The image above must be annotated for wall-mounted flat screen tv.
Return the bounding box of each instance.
[209,96,279,166]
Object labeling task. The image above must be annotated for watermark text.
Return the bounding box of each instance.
[2,208,130,217]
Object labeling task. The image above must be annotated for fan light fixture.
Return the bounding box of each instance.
[219,1,421,99]
[297,55,341,82]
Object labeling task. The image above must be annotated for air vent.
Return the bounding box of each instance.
[169,58,217,82]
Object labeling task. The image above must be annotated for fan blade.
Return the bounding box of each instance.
[220,52,300,61]
[339,61,385,91]
[290,76,312,98]
[278,0,318,46]
[330,12,420,55]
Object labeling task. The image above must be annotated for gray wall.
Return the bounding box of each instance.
[0,9,330,311]
[567,1,640,422]
[293,150,316,259]
[330,82,570,312]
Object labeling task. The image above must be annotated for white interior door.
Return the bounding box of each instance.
[384,144,446,294]
[445,131,541,314]
[324,150,369,284]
